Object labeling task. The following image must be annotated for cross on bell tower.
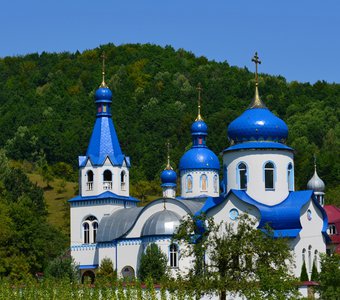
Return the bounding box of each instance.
[196,83,203,121]
[249,52,266,109]
[100,52,107,88]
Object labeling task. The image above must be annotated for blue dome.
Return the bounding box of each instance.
[228,108,288,143]
[95,87,112,101]
[191,120,208,136]
[161,169,177,184]
[179,148,220,171]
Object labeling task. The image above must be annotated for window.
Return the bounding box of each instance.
[200,174,207,191]
[169,244,179,268]
[103,170,112,190]
[83,223,90,244]
[86,170,94,191]
[302,248,306,264]
[287,163,294,191]
[121,171,126,191]
[213,175,218,193]
[93,222,98,243]
[314,250,318,270]
[186,175,193,193]
[308,245,312,273]
[328,224,337,235]
[264,162,275,190]
[83,216,98,244]
[237,163,247,190]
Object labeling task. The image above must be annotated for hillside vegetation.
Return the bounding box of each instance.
[0,43,339,204]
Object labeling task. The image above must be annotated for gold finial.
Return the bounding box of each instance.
[196,83,203,121]
[165,141,173,170]
[249,52,266,109]
[100,52,107,88]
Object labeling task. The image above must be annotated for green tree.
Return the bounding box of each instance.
[96,257,117,283]
[174,214,298,300]
[138,243,167,283]
[44,251,79,282]
[317,253,340,299]
[300,261,309,282]
[311,260,319,282]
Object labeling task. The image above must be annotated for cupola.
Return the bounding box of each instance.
[161,143,177,199]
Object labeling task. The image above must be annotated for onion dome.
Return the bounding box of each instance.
[179,84,220,171]
[307,166,325,193]
[227,52,288,146]
[227,108,288,143]
[141,210,181,237]
[161,169,177,185]
[95,87,112,102]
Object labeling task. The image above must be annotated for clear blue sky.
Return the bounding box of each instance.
[0,0,339,83]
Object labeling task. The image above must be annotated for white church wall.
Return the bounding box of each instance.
[180,170,219,198]
[97,244,116,268]
[223,150,294,205]
[71,245,99,267]
[70,203,124,246]
[116,241,141,278]
[292,199,326,278]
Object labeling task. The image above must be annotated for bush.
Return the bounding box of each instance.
[300,260,309,282]
[96,257,117,283]
[138,243,167,283]
[44,252,79,282]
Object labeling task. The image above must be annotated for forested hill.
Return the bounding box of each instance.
[0,43,339,202]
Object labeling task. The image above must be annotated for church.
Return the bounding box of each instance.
[69,53,328,283]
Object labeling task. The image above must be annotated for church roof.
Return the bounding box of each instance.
[179,147,220,171]
[141,210,181,237]
[96,198,205,242]
[68,191,139,203]
[200,189,328,239]
[307,167,325,193]
[224,141,293,152]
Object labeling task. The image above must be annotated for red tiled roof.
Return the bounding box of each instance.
[324,205,340,223]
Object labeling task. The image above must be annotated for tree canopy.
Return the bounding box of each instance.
[0,43,338,204]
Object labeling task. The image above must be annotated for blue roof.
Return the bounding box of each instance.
[68,191,139,203]
[191,120,208,136]
[179,147,220,171]
[224,141,293,152]
[200,189,328,239]
[81,116,128,167]
[228,108,288,143]
[160,169,177,184]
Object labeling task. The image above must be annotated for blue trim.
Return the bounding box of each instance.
[68,191,139,203]
[79,264,98,270]
[197,189,329,239]
[224,141,293,152]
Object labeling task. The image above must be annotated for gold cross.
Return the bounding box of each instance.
[166,141,172,170]
[100,52,107,87]
[196,83,203,121]
[252,52,261,86]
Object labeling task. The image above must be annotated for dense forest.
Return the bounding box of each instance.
[0,43,339,204]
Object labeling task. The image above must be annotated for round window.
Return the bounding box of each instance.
[229,208,239,221]
[307,209,312,221]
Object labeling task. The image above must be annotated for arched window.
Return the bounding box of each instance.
[287,163,294,191]
[169,244,179,268]
[328,224,337,235]
[264,162,275,190]
[200,174,207,191]
[213,175,218,193]
[186,175,193,193]
[83,223,90,244]
[308,245,312,273]
[302,248,306,264]
[237,163,247,190]
[103,170,112,190]
[86,170,94,191]
[83,216,98,244]
[314,250,318,270]
[121,171,126,191]
[92,222,98,243]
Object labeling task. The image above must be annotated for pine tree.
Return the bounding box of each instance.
[300,260,309,282]
[311,260,319,282]
[138,243,167,283]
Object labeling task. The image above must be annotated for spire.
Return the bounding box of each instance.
[165,141,173,170]
[100,52,107,88]
[314,153,317,173]
[249,52,266,109]
[195,83,203,121]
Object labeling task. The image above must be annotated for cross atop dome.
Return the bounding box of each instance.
[196,83,203,121]
[165,141,173,170]
[249,52,266,109]
[100,52,107,88]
